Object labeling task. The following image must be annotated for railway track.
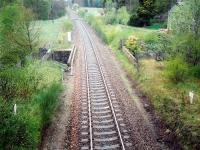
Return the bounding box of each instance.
[74,17,133,150]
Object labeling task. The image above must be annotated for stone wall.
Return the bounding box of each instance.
[37,48,71,64]
[52,51,71,64]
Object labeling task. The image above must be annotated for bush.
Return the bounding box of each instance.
[78,8,87,18]
[63,20,73,32]
[86,15,108,43]
[0,83,62,149]
[0,67,39,100]
[0,99,40,149]
[105,26,122,44]
[172,34,200,66]
[144,32,172,60]
[104,5,130,25]
[125,35,140,56]
[117,6,130,25]
[37,83,62,125]
[128,13,141,26]
[191,64,200,79]
[0,61,62,149]
[166,57,189,83]
[51,0,66,19]
[104,8,118,24]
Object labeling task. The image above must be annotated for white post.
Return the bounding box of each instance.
[14,104,17,115]
[61,68,64,81]
[68,32,72,42]
[189,91,194,104]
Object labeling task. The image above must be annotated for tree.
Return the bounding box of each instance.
[168,0,200,65]
[128,0,155,26]
[137,0,155,26]
[23,0,51,20]
[0,4,39,66]
[50,0,66,19]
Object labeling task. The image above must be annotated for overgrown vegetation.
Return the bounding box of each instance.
[23,0,66,20]
[0,0,70,149]
[102,0,174,27]
[79,5,200,149]
[0,4,39,67]
[0,61,62,149]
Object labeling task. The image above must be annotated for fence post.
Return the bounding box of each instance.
[14,104,17,115]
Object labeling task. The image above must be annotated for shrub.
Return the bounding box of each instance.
[105,26,122,44]
[86,15,108,43]
[117,6,130,25]
[78,9,87,18]
[104,8,118,24]
[0,83,62,149]
[104,3,130,25]
[37,83,62,125]
[0,67,39,100]
[172,34,200,66]
[125,35,140,56]
[128,13,141,26]
[191,64,200,79]
[165,57,189,83]
[0,61,62,149]
[63,20,73,32]
[144,32,172,60]
[0,99,40,149]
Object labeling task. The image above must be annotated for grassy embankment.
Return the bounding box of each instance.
[0,16,72,149]
[79,8,200,149]
[36,15,73,50]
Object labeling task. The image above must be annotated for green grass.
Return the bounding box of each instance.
[146,23,164,30]
[35,15,72,50]
[0,61,62,149]
[84,7,103,16]
[27,61,62,88]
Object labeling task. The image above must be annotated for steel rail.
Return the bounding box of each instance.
[79,21,126,150]
[78,22,94,150]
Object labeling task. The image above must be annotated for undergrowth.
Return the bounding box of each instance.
[0,61,62,149]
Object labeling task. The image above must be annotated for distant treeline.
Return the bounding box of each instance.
[102,0,178,26]
[0,0,66,20]
[73,0,103,7]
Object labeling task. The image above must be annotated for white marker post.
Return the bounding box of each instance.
[14,104,17,115]
[61,68,64,81]
[189,91,194,104]
[68,32,72,42]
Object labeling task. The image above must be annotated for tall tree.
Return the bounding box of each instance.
[0,4,39,66]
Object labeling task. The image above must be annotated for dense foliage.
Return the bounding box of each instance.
[23,0,66,20]
[103,0,174,26]
[0,4,39,67]
[168,0,200,78]
[0,0,69,149]
[104,4,130,25]
[0,61,62,149]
